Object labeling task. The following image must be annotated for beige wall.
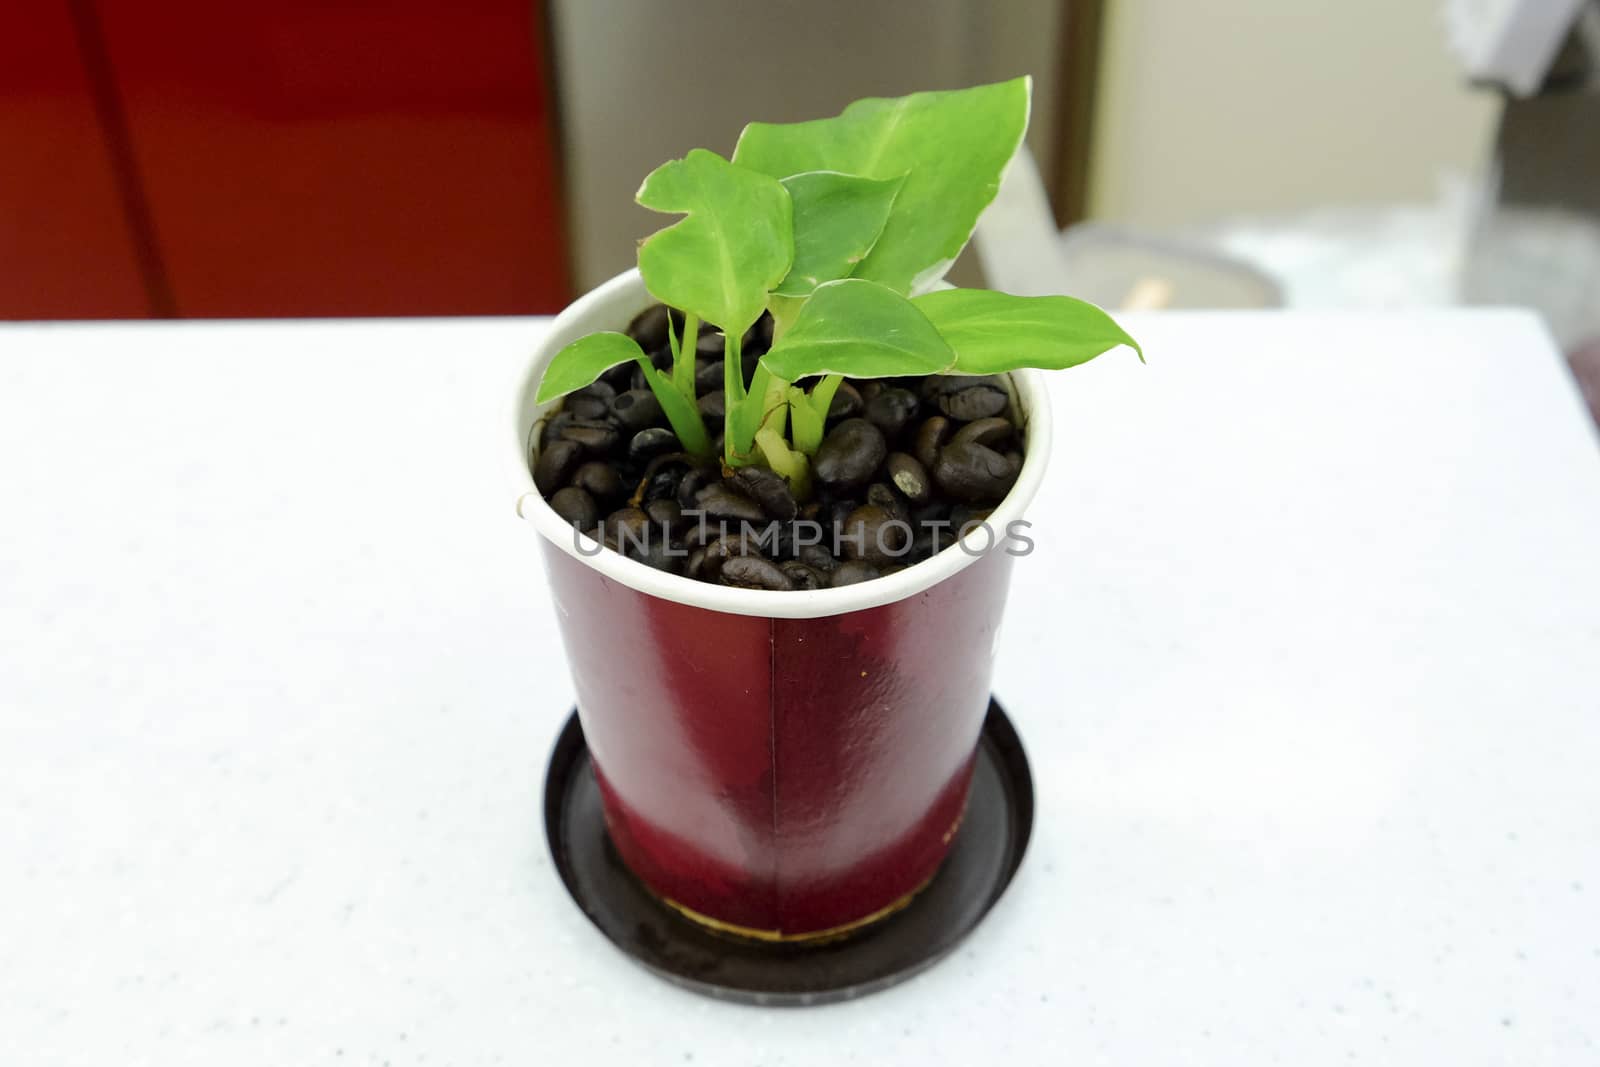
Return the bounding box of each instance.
[1088,0,1503,226]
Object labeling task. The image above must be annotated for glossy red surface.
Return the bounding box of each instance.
[0,3,149,318]
[542,544,1014,935]
[101,0,571,317]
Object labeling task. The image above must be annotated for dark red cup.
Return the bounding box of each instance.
[511,270,1051,939]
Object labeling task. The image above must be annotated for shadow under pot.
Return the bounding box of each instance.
[509,268,1052,940]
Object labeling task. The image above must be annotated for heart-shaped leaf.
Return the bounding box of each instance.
[913,289,1142,373]
[774,171,904,297]
[733,78,1029,295]
[761,278,954,381]
[537,332,642,403]
[635,149,793,335]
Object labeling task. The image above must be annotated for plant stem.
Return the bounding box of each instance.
[634,354,711,458]
[723,329,745,467]
[672,311,700,399]
[788,384,823,456]
[755,427,811,499]
[807,374,844,432]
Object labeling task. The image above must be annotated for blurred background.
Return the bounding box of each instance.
[3,1,1597,414]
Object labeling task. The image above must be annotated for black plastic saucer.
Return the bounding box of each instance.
[542,698,1034,1006]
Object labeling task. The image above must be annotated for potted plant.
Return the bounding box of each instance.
[510,78,1140,941]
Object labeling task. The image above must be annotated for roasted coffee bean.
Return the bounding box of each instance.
[564,382,615,420]
[933,441,1019,503]
[794,543,839,572]
[719,555,794,591]
[598,360,635,391]
[601,507,651,552]
[840,504,911,565]
[695,330,725,358]
[865,387,920,438]
[936,376,1009,421]
[950,505,994,541]
[696,532,765,579]
[534,439,582,495]
[779,560,828,590]
[676,467,712,508]
[952,416,1014,450]
[549,486,598,528]
[635,535,685,574]
[539,411,573,449]
[563,394,610,421]
[570,460,624,502]
[865,482,909,521]
[857,380,885,403]
[694,483,766,522]
[628,427,679,464]
[683,512,721,549]
[695,359,723,392]
[830,559,881,587]
[747,312,775,354]
[913,415,952,471]
[827,499,859,537]
[626,303,675,352]
[684,546,711,579]
[813,418,886,490]
[640,467,681,504]
[609,388,663,432]
[730,467,798,520]
[644,498,683,531]
[828,381,864,420]
[886,452,932,504]
[907,528,941,562]
[697,389,725,421]
[560,419,621,456]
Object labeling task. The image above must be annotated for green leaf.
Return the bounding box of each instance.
[913,288,1142,373]
[537,332,642,403]
[635,148,793,334]
[773,171,904,297]
[733,78,1030,295]
[760,279,954,381]
[767,292,807,337]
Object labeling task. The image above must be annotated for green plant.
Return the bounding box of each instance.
[536,77,1140,495]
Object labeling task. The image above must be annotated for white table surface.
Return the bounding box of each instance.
[2,310,1598,1066]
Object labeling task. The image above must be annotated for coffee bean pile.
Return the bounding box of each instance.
[533,304,1025,591]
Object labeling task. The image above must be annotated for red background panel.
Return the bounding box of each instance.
[95,0,570,317]
[0,3,150,319]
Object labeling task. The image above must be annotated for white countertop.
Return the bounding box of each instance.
[2,310,1598,1065]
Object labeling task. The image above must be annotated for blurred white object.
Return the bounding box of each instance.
[1464,204,1600,349]
[1441,0,1589,95]
[1190,176,1487,310]
[975,150,1281,309]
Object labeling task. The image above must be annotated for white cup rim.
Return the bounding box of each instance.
[508,268,1052,620]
